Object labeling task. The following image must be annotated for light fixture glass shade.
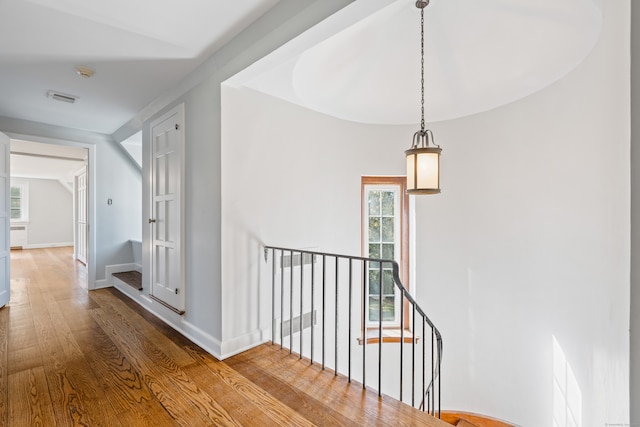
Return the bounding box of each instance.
[406,130,441,194]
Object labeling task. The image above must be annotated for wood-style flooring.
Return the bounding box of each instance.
[2,247,449,426]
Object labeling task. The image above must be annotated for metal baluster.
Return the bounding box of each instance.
[290,250,294,354]
[322,254,326,370]
[412,301,416,407]
[437,332,440,417]
[311,254,315,365]
[378,261,383,397]
[362,260,367,389]
[300,251,304,359]
[263,246,442,415]
[432,327,435,414]
[400,286,404,402]
[271,248,275,344]
[280,249,284,349]
[335,256,339,376]
[348,259,353,382]
[422,316,426,411]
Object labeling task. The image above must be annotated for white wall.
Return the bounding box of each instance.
[221,1,630,425]
[414,1,629,423]
[130,0,355,358]
[221,87,405,344]
[630,0,640,423]
[94,129,142,280]
[22,178,73,247]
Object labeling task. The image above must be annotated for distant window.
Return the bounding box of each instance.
[10,180,28,222]
[361,177,409,327]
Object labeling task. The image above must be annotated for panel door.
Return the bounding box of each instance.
[150,105,184,312]
[75,167,88,264]
[0,132,10,308]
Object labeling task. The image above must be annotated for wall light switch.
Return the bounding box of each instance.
[107,198,112,205]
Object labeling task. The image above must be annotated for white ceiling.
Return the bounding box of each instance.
[235,0,604,125]
[10,140,86,183]
[0,0,605,140]
[0,0,280,134]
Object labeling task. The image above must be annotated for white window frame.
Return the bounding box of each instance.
[10,179,29,223]
[363,184,402,326]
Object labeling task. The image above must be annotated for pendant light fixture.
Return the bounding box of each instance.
[406,0,442,195]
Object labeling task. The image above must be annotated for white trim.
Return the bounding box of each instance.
[1,130,97,290]
[73,166,88,265]
[24,242,73,249]
[109,264,142,293]
[0,131,10,309]
[111,286,224,359]
[362,183,402,327]
[94,278,111,290]
[219,330,269,360]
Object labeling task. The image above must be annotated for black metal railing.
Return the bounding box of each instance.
[263,246,443,417]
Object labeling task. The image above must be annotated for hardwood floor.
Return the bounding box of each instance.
[3,247,449,426]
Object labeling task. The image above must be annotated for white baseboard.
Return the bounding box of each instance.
[24,242,73,249]
[94,279,111,289]
[105,262,264,360]
[219,330,269,360]
[113,278,141,298]
[110,287,223,359]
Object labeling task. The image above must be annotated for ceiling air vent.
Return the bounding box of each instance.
[47,91,79,104]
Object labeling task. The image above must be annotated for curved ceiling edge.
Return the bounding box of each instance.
[288,0,604,125]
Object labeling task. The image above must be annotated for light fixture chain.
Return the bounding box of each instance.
[420,6,425,132]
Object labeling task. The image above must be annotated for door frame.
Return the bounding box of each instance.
[73,166,88,264]
[0,131,9,308]
[3,132,96,289]
[148,103,185,313]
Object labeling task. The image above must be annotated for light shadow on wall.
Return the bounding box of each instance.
[553,335,582,427]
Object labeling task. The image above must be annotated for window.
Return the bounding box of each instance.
[361,177,410,342]
[10,180,29,222]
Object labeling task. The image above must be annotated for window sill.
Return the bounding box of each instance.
[358,328,418,345]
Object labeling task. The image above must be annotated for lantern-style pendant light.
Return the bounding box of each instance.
[406,0,442,195]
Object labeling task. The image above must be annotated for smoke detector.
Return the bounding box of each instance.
[75,66,94,78]
[47,91,79,104]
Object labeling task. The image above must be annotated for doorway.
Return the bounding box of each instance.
[74,166,88,265]
[8,138,93,287]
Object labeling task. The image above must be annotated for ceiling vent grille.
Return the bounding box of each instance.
[47,91,79,104]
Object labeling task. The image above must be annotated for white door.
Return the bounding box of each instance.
[0,132,10,308]
[74,166,88,264]
[150,104,184,313]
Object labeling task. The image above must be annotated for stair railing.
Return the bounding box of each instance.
[263,245,443,417]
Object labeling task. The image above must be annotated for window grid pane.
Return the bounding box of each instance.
[368,191,381,216]
[369,218,380,242]
[10,186,22,220]
[365,186,400,324]
[381,191,394,216]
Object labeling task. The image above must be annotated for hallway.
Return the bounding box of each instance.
[1,248,447,426]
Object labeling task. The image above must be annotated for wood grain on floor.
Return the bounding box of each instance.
[3,247,449,426]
